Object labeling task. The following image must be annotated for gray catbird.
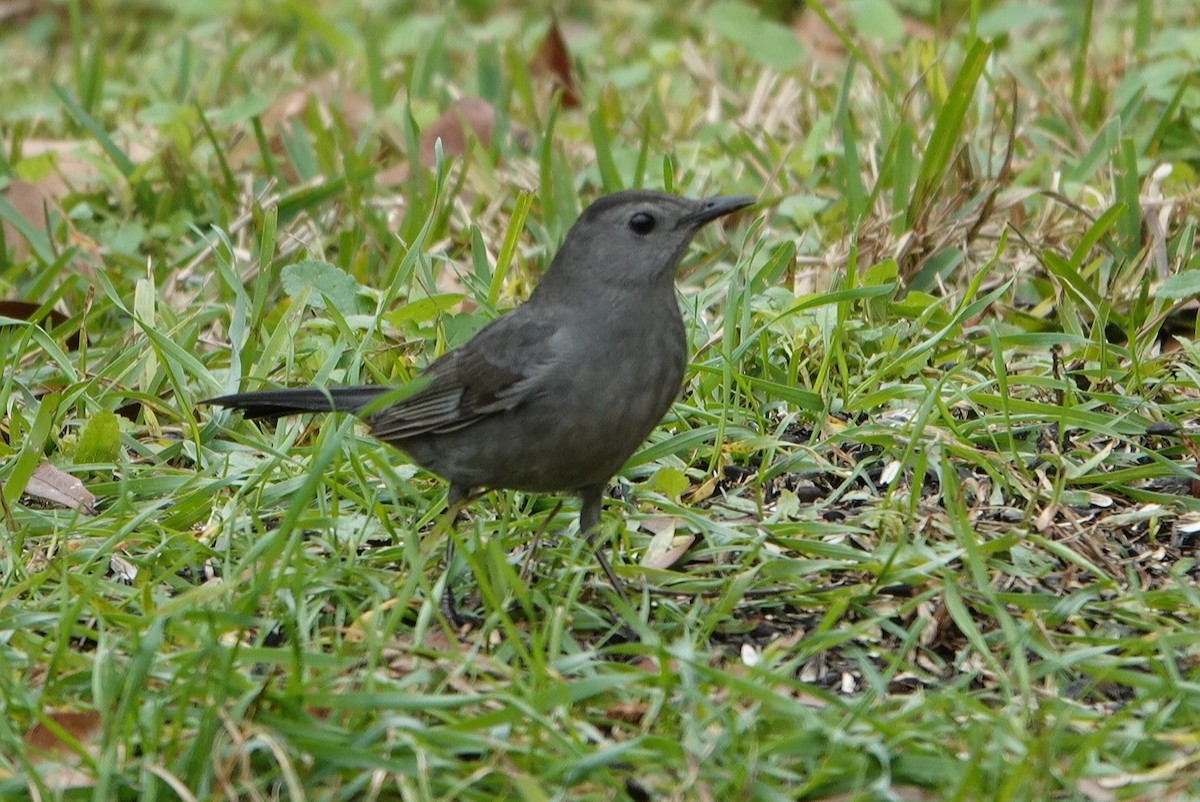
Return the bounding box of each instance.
[204,189,754,621]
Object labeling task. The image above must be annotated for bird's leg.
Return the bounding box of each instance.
[579,487,631,604]
[438,485,472,628]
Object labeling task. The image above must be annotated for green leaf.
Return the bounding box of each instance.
[53,82,136,177]
[1154,270,1200,300]
[75,410,122,465]
[849,0,905,43]
[4,393,60,505]
[910,39,991,227]
[862,259,899,287]
[648,466,690,500]
[975,3,1061,37]
[704,1,804,70]
[281,259,365,314]
[385,294,468,326]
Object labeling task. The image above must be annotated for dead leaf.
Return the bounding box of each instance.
[685,474,719,504]
[605,702,648,725]
[529,19,580,108]
[638,516,682,535]
[4,138,150,265]
[793,3,935,65]
[1074,779,1117,802]
[262,77,374,134]
[418,96,500,168]
[24,462,97,514]
[379,96,530,185]
[228,77,374,172]
[26,708,103,790]
[640,520,696,571]
[0,0,58,26]
[15,137,154,189]
[0,299,80,349]
[2,179,51,260]
[1034,502,1057,532]
[109,553,138,584]
[792,4,849,64]
[374,160,411,187]
[26,709,102,753]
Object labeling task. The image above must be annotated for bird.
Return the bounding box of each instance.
[204,189,755,624]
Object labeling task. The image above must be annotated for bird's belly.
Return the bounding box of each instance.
[403,333,685,493]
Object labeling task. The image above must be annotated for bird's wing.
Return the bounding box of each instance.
[366,313,560,441]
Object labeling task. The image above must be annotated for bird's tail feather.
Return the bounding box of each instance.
[203,386,389,420]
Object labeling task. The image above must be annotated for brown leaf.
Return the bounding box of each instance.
[389,96,530,185]
[685,474,719,504]
[418,96,500,168]
[260,78,374,134]
[529,19,580,108]
[0,299,81,349]
[24,461,98,514]
[228,77,374,172]
[640,519,696,571]
[2,179,51,260]
[0,294,82,345]
[374,160,411,187]
[792,4,849,64]
[605,701,649,726]
[26,708,103,790]
[4,138,149,265]
[15,138,153,190]
[638,515,682,535]
[26,709,103,753]
[0,0,61,27]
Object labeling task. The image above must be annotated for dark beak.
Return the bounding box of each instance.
[681,194,756,228]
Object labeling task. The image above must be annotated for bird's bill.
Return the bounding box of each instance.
[680,194,756,228]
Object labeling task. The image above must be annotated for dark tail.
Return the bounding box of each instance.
[202,386,389,420]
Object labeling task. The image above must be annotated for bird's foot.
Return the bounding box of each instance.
[439,585,481,631]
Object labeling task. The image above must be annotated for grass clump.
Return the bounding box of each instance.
[2,1,1200,799]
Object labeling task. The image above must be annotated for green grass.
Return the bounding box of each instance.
[3,1,1200,799]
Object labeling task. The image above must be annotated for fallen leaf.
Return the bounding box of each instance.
[605,702,648,725]
[792,4,848,64]
[1,179,51,260]
[25,710,102,753]
[685,474,719,504]
[0,0,60,26]
[4,138,150,266]
[24,462,98,514]
[639,515,683,535]
[641,520,696,571]
[380,97,530,185]
[793,3,935,65]
[374,160,411,187]
[0,299,80,349]
[1074,779,1117,802]
[109,553,138,584]
[418,96,500,168]
[74,409,122,465]
[14,137,154,189]
[261,78,374,134]
[26,708,103,790]
[529,19,580,108]
[227,77,374,172]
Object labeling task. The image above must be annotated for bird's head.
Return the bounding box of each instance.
[537,190,755,294]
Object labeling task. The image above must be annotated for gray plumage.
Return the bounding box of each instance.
[205,189,754,617]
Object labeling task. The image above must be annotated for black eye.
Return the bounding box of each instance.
[629,212,656,235]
